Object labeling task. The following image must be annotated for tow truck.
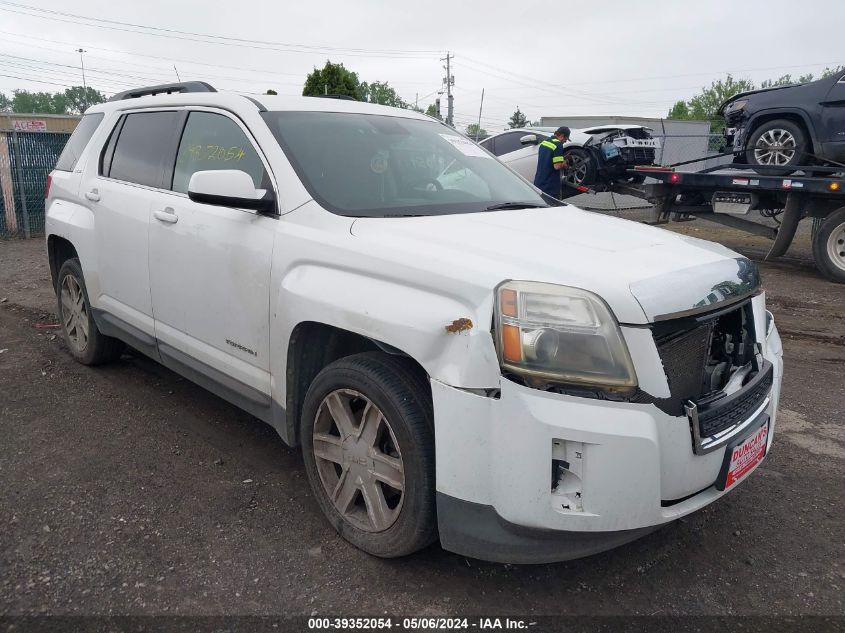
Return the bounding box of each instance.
[571,160,845,283]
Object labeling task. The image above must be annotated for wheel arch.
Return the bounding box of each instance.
[47,235,80,290]
[283,321,430,446]
[745,109,819,156]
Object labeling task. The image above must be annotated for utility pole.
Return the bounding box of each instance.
[441,52,454,127]
[475,88,485,141]
[76,48,87,111]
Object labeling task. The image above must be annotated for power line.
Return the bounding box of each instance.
[0,1,441,59]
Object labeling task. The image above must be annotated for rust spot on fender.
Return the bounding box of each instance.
[445,318,473,334]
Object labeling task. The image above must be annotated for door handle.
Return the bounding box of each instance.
[153,207,178,224]
[85,189,100,202]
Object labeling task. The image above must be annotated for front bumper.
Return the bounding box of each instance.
[433,312,783,564]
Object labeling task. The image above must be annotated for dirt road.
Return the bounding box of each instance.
[1,216,843,617]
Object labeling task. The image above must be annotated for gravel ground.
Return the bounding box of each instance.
[0,214,843,619]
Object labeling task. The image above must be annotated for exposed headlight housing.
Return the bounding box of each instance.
[494,281,637,391]
[726,99,749,113]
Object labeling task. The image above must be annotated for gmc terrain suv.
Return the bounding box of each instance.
[721,70,845,169]
[45,82,784,563]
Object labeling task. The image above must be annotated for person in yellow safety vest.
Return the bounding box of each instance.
[533,126,570,198]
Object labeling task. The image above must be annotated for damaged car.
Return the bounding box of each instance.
[479,125,660,188]
[720,69,845,170]
[45,83,782,564]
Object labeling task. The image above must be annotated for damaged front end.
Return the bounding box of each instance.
[654,300,772,455]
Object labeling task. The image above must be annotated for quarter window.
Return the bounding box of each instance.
[55,112,104,172]
[171,112,266,194]
[107,111,181,188]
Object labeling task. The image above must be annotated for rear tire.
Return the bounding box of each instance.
[56,258,125,365]
[812,207,845,283]
[745,119,808,174]
[300,352,436,558]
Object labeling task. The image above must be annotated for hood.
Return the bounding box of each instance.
[350,206,759,325]
[718,84,803,114]
[580,125,652,135]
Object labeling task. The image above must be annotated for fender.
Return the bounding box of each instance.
[275,262,502,389]
[745,107,821,152]
[45,199,102,304]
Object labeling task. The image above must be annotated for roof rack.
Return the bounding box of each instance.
[307,94,357,101]
[109,81,216,102]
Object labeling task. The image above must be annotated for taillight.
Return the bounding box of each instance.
[44,172,53,200]
[669,173,682,184]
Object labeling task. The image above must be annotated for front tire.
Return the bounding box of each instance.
[745,119,808,173]
[812,207,845,283]
[562,147,597,187]
[56,258,125,365]
[300,352,436,558]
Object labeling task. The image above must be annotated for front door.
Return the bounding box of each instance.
[148,110,276,415]
[820,73,845,161]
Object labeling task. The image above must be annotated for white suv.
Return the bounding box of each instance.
[45,82,784,564]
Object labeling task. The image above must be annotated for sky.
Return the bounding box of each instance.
[0,0,843,132]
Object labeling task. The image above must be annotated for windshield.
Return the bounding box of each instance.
[261,111,550,217]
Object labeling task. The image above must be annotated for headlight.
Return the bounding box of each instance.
[494,281,637,390]
[726,99,748,113]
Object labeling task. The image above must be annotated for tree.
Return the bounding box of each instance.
[265,89,278,95]
[667,100,691,120]
[358,81,408,108]
[667,75,754,126]
[425,102,442,121]
[9,90,61,114]
[508,107,528,128]
[62,86,106,114]
[302,60,361,99]
[465,123,487,139]
[0,86,104,114]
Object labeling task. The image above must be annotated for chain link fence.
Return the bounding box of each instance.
[0,130,72,239]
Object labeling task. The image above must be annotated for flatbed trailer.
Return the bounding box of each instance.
[603,163,845,283]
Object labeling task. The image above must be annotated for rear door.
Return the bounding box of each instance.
[147,109,276,415]
[81,109,182,351]
[491,131,539,181]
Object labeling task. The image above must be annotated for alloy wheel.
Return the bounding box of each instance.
[753,128,797,166]
[827,221,845,273]
[60,274,89,353]
[312,389,405,533]
[564,153,590,185]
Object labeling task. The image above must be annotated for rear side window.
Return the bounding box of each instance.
[107,111,181,188]
[54,112,104,172]
[491,132,524,156]
[171,112,267,193]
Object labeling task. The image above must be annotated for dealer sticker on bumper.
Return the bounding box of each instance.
[722,423,769,490]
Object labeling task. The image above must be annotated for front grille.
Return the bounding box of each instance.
[695,363,773,438]
[651,299,774,453]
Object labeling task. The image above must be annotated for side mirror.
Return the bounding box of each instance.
[520,134,539,145]
[188,170,274,213]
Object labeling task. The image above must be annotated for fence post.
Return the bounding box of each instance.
[11,130,31,239]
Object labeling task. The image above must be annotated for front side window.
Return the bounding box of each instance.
[171,112,267,194]
[261,111,549,217]
[108,111,181,188]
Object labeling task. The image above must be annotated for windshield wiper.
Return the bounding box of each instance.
[484,202,548,211]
